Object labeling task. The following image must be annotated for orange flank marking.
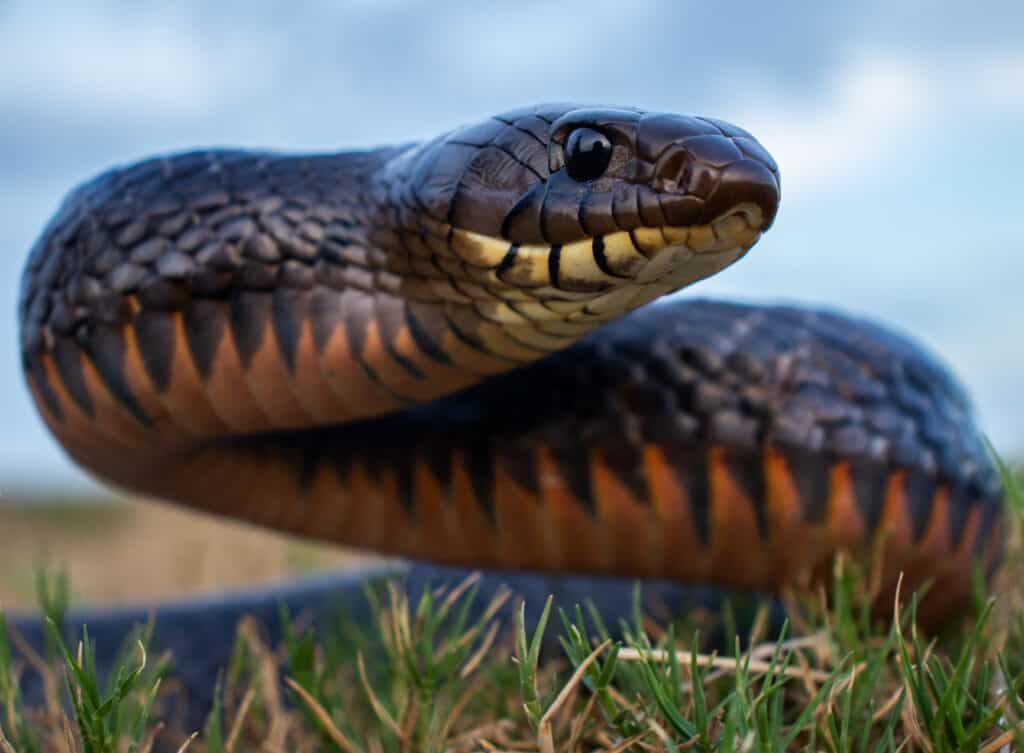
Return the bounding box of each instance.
[334,460,432,560]
[764,448,823,585]
[358,317,434,402]
[25,362,65,435]
[268,458,324,535]
[204,451,279,526]
[315,291,408,421]
[823,461,869,575]
[446,453,502,566]
[26,355,137,483]
[908,488,952,573]
[32,353,110,447]
[826,462,867,549]
[234,312,316,430]
[386,321,480,399]
[235,460,314,532]
[343,461,390,554]
[412,456,463,563]
[591,452,660,578]
[902,489,960,617]
[875,471,916,592]
[116,323,180,438]
[120,321,203,441]
[139,446,265,528]
[365,293,482,402]
[170,307,273,434]
[355,466,421,561]
[643,444,708,583]
[708,447,768,589]
[297,459,355,544]
[158,313,233,436]
[917,500,984,625]
[285,315,354,424]
[76,342,153,448]
[407,299,519,377]
[536,446,603,573]
[490,458,553,571]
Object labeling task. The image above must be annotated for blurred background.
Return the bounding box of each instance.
[0,0,1021,605]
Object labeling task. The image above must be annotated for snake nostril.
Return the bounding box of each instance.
[653,148,689,191]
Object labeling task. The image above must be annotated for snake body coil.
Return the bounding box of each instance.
[18,104,1003,627]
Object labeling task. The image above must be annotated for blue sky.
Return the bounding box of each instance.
[1,0,1022,491]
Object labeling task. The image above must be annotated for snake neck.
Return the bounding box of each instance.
[18,145,658,501]
[361,147,767,393]
[23,142,749,463]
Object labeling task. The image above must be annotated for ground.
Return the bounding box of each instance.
[0,493,372,608]
[0,471,1021,753]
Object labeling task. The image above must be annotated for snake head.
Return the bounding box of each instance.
[381,104,780,322]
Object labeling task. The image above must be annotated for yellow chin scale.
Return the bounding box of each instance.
[445,202,764,332]
[387,202,767,357]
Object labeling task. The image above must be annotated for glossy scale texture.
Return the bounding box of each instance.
[13,106,1003,731]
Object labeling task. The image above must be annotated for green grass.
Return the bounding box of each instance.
[0,466,1022,752]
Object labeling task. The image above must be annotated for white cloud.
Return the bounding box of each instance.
[452,0,659,84]
[971,49,1024,110]
[0,7,276,118]
[726,47,1024,199]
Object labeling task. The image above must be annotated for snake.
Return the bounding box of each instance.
[15,103,1004,724]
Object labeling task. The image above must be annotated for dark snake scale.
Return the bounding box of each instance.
[14,104,1005,725]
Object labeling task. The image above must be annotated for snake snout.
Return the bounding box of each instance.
[701,157,781,231]
[653,135,781,233]
[380,106,784,340]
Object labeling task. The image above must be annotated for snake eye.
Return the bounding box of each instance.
[564,127,612,181]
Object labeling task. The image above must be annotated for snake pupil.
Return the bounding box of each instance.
[565,127,612,181]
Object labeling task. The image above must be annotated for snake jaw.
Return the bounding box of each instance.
[401,105,778,344]
[386,104,780,248]
[445,198,765,334]
[376,106,778,353]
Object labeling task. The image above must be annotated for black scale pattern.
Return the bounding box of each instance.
[18,148,401,418]
[219,298,1003,552]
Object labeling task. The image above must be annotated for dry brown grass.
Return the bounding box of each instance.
[0,494,375,609]
[0,470,1020,752]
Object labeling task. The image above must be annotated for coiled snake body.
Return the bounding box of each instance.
[18,105,1004,643]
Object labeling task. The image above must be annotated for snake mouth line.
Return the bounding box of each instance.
[446,202,764,323]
